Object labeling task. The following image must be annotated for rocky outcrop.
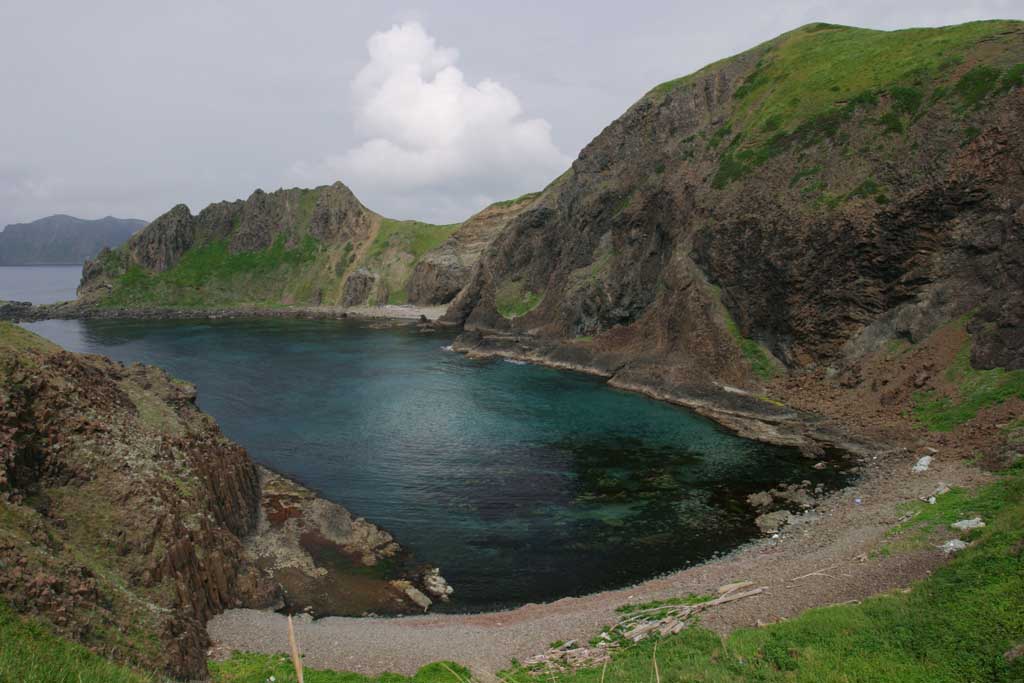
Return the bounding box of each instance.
[445,22,1024,388]
[77,182,379,307]
[0,322,448,679]
[341,267,380,306]
[407,195,538,305]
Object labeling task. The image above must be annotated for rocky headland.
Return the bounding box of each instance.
[0,322,450,680]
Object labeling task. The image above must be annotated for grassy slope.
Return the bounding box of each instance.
[359,218,459,304]
[646,21,1023,189]
[104,235,321,307]
[913,338,1024,431]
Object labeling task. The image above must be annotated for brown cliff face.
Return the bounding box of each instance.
[446,23,1024,389]
[0,323,446,679]
[0,325,269,678]
[407,194,539,305]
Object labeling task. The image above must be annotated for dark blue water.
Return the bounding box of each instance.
[0,265,82,304]
[24,318,849,611]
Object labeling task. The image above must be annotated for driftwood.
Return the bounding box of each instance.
[521,587,766,675]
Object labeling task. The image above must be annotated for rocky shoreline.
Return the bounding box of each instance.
[0,299,449,323]
[450,329,877,456]
[0,322,451,680]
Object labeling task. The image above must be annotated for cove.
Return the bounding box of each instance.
[24,318,851,613]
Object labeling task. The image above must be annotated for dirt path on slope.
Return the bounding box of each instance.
[208,450,988,677]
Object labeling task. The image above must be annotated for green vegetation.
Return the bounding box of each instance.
[706,285,779,380]
[503,464,1024,683]
[615,594,712,615]
[104,236,320,307]
[954,65,1003,109]
[913,337,1024,431]
[368,219,458,262]
[998,63,1024,93]
[362,218,459,304]
[210,653,470,683]
[495,280,543,319]
[0,320,59,355]
[0,602,160,683]
[491,192,540,209]
[724,313,779,380]
[652,21,1024,188]
[789,165,820,188]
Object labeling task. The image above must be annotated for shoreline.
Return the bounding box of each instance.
[0,300,450,323]
[211,328,991,677]
[209,447,988,676]
[5,301,1001,676]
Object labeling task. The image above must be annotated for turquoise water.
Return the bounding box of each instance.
[24,318,850,612]
[0,265,82,304]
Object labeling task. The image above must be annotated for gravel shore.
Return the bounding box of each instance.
[208,450,988,677]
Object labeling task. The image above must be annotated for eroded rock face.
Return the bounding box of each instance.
[341,267,379,306]
[0,326,269,678]
[245,469,449,617]
[77,182,376,303]
[407,196,538,305]
[446,25,1024,385]
[0,323,446,679]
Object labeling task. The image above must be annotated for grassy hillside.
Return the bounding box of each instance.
[355,218,459,305]
[646,21,1024,190]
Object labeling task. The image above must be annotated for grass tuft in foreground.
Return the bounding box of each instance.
[0,602,161,683]
[210,653,471,683]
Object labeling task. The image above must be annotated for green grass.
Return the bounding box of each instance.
[913,338,1024,431]
[954,65,1003,109]
[495,280,543,319]
[722,312,778,380]
[503,464,1024,683]
[360,218,458,304]
[998,63,1024,93]
[658,21,1023,188]
[615,594,713,615]
[104,235,321,307]
[0,602,161,683]
[490,192,540,209]
[368,219,458,262]
[210,654,470,683]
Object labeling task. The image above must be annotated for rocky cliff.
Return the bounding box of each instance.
[407,194,539,305]
[445,21,1024,404]
[0,215,144,266]
[76,181,527,310]
[0,322,449,679]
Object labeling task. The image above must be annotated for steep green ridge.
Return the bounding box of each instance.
[78,182,533,309]
[448,19,1024,389]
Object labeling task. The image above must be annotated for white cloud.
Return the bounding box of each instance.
[292,22,569,222]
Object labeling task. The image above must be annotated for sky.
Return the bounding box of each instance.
[2,1,1023,228]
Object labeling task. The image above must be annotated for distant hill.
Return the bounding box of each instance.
[0,215,146,265]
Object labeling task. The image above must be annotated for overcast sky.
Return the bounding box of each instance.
[2,0,1022,228]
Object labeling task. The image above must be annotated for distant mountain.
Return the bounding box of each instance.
[0,215,146,265]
